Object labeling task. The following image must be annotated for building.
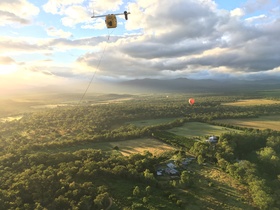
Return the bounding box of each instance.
[206,135,219,143]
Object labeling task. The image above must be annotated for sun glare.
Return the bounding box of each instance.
[0,64,18,75]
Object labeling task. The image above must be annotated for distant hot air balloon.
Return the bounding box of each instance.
[189,98,195,106]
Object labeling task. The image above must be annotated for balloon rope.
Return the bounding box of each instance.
[78,31,112,104]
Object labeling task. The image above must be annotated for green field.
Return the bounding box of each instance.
[44,138,175,156]
[92,138,175,156]
[129,118,181,127]
[187,164,254,210]
[167,122,241,138]
[214,115,280,131]
[223,99,280,106]
[0,93,135,117]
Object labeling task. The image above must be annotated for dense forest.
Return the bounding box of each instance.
[0,93,280,209]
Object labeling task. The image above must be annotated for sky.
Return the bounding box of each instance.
[1,0,280,93]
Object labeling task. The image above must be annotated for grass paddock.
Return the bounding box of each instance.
[214,115,280,131]
[99,138,176,156]
[129,118,181,127]
[167,122,241,138]
[45,138,175,156]
[223,99,280,106]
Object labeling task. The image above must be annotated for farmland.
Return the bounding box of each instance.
[167,122,241,138]
[45,138,176,156]
[222,99,280,106]
[214,115,280,131]
[128,118,181,127]
[0,92,280,209]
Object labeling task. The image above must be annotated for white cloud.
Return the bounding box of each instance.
[73,0,280,80]
[0,56,16,65]
[0,0,39,26]
[43,0,86,14]
[90,0,123,14]
[0,36,52,55]
[61,5,91,27]
[1,0,280,86]
[230,8,244,17]
[243,0,271,14]
[43,0,124,28]
[82,18,106,30]
[245,14,267,23]
[46,27,72,38]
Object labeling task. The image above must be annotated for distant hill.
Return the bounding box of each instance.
[4,78,280,97]
[117,78,280,93]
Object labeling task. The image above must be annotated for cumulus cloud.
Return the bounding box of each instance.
[230,8,245,17]
[245,14,267,23]
[43,0,92,28]
[0,0,39,26]
[43,0,124,28]
[46,27,72,38]
[1,0,280,86]
[0,56,16,65]
[243,0,272,14]
[72,0,280,80]
[61,5,91,27]
[91,0,123,14]
[43,0,86,15]
[0,36,52,55]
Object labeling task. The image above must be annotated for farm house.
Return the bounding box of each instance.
[206,135,219,143]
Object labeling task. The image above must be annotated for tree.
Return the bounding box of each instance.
[179,170,193,187]
[143,169,155,181]
[266,136,280,152]
[142,196,148,203]
[94,192,109,209]
[145,186,151,195]
[52,196,71,210]
[197,155,205,165]
[257,147,280,175]
[249,179,273,210]
[133,186,140,197]
[77,195,93,210]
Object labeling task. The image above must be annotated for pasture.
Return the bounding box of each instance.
[46,138,175,156]
[183,164,254,210]
[129,118,181,127]
[222,99,280,106]
[92,138,175,156]
[214,115,280,131]
[167,122,241,138]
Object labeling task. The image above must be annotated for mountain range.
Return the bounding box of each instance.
[3,78,280,98]
[116,78,280,93]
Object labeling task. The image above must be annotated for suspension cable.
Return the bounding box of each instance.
[78,29,115,104]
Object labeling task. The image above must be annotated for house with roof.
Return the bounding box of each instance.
[165,161,179,175]
[206,135,219,143]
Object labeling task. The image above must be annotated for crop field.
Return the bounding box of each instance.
[93,138,175,156]
[222,99,280,106]
[47,138,175,156]
[129,118,181,127]
[0,93,135,117]
[167,122,241,138]
[214,115,280,131]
